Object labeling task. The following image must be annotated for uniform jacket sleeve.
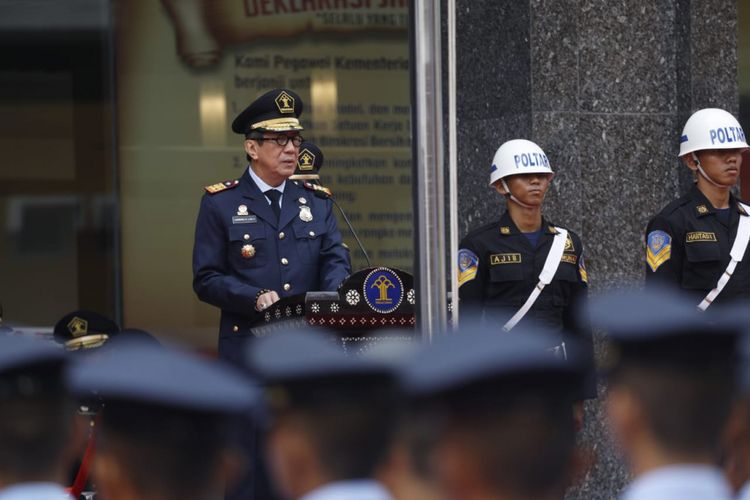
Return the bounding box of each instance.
[317,197,352,291]
[563,235,596,398]
[644,215,682,288]
[457,236,487,319]
[192,193,262,315]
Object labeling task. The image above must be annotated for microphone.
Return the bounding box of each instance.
[304,181,373,268]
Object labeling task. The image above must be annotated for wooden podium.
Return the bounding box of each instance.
[249,267,417,352]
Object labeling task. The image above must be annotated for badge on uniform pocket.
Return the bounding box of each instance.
[241,244,256,259]
[299,206,313,222]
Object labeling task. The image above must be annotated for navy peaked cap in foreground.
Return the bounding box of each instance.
[0,335,65,374]
[246,330,398,414]
[69,341,258,414]
[247,329,394,382]
[587,287,741,371]
[400,323,590,397]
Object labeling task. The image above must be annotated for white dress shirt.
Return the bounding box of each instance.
[248,165,286,208]
[300,480,393,500]
[621,465,732,500]
[0,482,73,500]
[737,481,750,500]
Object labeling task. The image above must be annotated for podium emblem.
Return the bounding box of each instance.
[363,267,404,314]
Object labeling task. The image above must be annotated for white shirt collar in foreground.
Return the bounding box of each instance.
[737,480,750,500]
[300,479,393,500]
[621,464,732,500]
[0,482,73,500]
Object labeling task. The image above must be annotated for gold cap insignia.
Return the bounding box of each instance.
[500,226,511,235]
[696,204,709,215]
[67,317,88,338]
[298,149,315,171]
[275,91,295,114]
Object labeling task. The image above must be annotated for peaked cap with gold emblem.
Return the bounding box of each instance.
[53,310,120,352]
[231,88,304,135]
[291,141,324,181]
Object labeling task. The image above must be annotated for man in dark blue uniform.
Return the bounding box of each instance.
[192,88,350,500]
[0,335,79,499]
[193,88,351,365]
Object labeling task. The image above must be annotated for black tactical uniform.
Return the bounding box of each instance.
[459,212,590,336]
[645,184,750,304]
[458,212,594,398]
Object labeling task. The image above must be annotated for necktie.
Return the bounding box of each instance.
[264,189,282,221]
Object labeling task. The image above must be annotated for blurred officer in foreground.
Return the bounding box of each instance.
[246,330,398,500]
[591,288,739,500]
[0,336,80,499]
[193,88,351,366]
[399,325,590,500]
[52,310,121,499]
[645,108,750,309]
[457,140,593,390]
[721,307,750,498]
[68,340,259,500]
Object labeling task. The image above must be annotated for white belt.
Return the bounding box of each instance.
[503,228,568,331]
[698,202,750,311]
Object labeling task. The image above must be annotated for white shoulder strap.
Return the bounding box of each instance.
[503,228,569,331]
[698,202,750,311]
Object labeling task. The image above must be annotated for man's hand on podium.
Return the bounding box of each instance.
[256,291,281,311]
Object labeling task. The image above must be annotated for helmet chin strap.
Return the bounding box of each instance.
[501,179,535,209]
[692,152,727,189]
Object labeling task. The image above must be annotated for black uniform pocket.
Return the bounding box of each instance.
[228,225,267,267]
[293,222,328,264]
[682,242,722,290]
[487,264,526,306]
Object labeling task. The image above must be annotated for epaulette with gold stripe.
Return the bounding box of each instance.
[205,179,239,194]
[303,181,333,198]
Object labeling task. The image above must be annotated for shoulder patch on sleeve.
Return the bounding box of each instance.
[457,248,479,287]
[578,254,588,284]
[205,180,239,194]
[646,230,672,272]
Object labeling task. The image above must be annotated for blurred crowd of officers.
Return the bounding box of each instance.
[1,88,750,500]
[2,288,750,500]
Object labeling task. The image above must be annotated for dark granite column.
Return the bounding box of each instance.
[452,0,739,498]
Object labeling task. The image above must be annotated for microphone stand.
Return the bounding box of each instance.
[304,182,373,268]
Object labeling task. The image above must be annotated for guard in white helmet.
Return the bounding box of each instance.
[457,139,594,398]
[645,108,750,308]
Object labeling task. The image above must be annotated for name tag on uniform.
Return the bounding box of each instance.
[491,253,521,265]
[560,254,577,264]
[686,231,716,243]
[232,215,258,224]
